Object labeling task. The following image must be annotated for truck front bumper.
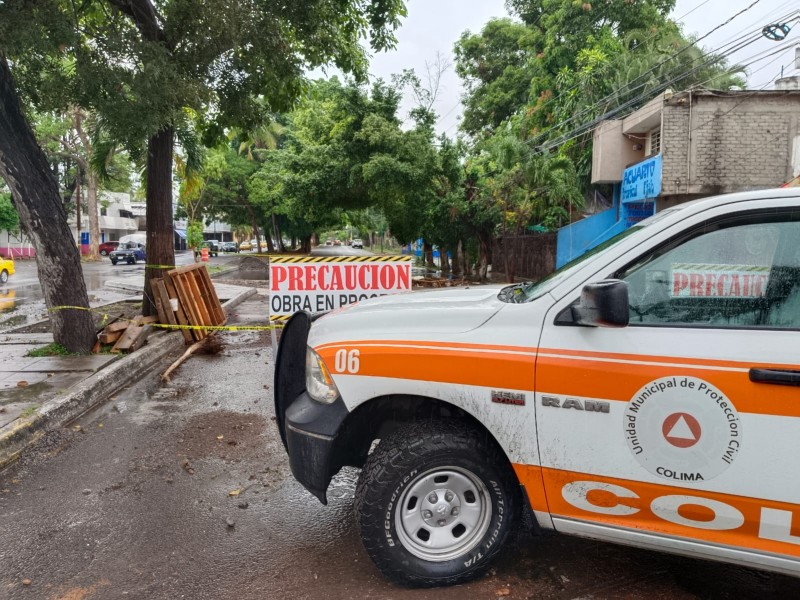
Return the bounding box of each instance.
[274,310,348,505]
[284,391,349,504]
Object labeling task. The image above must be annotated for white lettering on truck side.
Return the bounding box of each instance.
[561,480,800,545]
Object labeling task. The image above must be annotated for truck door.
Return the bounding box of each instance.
[535,209,800,565]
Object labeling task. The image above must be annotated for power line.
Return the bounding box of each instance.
[533,35,769,152]
[525,5,789,150]
[530,51,796,159]
[440,0,711,137]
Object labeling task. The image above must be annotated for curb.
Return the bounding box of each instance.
[0,286,258,469]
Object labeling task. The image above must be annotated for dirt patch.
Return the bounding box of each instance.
[9,300,143,334]
[177,411,267,461]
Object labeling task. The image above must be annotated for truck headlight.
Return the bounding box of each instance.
[306,347,339,404]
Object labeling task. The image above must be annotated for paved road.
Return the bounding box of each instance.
[1,293,798,599]
[311,244,374,257]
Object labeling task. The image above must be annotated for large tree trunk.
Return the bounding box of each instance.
[476,232,492,282]
[440,246,450,275]
[143,126,175,317]
[272,213,284,253]
[423,241,435,268]
[72,108,100,261]
[86,170,100,260]
[456,239,467,277]
[0,56,95,352]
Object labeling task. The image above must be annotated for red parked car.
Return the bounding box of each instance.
[99,241,119,256]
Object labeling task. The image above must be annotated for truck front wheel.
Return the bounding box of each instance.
[354,420,519,587]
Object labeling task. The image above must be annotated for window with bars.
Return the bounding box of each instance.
[646,128,661,156]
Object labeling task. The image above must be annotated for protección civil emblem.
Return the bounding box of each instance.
[623,376,742,482]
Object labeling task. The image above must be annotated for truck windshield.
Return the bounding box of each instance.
[509,206,687,302]
[515,227,642,301]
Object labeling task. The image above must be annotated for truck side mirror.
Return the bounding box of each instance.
[571,279,629,327]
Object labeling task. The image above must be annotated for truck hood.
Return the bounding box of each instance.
[310,286,507,340]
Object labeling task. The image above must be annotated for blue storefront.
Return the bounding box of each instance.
[556,154,661,268]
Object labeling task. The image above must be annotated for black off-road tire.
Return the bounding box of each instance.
[354,420,520,587]
[111,259,118,265]
[127,257,135,265]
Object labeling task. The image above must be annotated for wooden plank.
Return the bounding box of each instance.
[186,270,213,327]
[171,272,206,341]
[104,320,131,333]
[197,267,225,324]
[99,330,124,345]
[166,262,206,277]
[139,315,159,325]
[153,280,177,325]
[111,317,144,353]
[153,290,169,327]
[129,324,153,352]
[162,276,194,343]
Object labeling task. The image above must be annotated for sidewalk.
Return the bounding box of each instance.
[0,277,260,468]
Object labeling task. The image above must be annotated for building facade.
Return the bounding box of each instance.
[557,86,800,267]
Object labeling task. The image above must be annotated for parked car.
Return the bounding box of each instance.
[274,187,800,587]
[333,239,342,246]
[98,241,119,256]
[325,239,333,246]
[222,241,239,253]
[351,238,363,249]
[109,242,146,265]
[200,241,219,257]
[0,255,15,283]
[239,240,252,252]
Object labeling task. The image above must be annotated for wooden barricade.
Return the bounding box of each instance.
[94,264,224,353]
[164,264,226,342]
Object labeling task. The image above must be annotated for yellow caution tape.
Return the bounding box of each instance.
[48,306,284,332]
[268,255,412,263]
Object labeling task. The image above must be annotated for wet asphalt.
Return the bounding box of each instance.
[1,293,799,599]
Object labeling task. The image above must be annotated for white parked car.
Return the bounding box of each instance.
[275,188,800,586]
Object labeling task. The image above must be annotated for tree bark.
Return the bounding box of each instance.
[476,233,491,282]
[456,239,467,277]
[265,228,275,253]
[72,108,100,260]
[272,212,284,253]
[86,170,100,260]
[0,55,96,352]
[440,246,450,275]
[423,241,435,268]
[75,175,82,248]
[143,126,175,317]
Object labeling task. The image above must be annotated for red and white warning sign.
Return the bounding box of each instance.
[269,255,413,321]
[661,412,702,448]
[624,376,742,482]
[670,263,770,298]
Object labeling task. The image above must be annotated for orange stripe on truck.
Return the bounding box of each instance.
[316,344,535,391]
[536,354,800,418]
[524,466,800,559]
[315,341,800,417]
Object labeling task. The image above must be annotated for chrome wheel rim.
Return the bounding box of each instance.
[394,466,491,562]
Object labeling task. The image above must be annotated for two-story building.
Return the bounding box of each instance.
[557,81,800,267]
[68,191,141,254]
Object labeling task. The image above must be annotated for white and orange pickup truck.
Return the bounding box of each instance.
[274,187,800,587]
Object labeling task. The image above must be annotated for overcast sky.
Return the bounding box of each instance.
[358,0,799,135]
